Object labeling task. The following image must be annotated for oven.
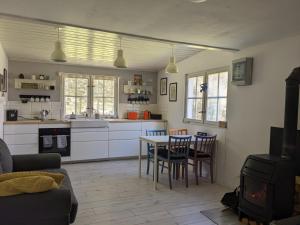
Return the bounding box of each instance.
[39,128,71,157]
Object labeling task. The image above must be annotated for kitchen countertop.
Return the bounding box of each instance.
[4,119,166,125]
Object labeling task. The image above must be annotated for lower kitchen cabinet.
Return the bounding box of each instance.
[8,144,38,155]
[71,141,109,161]
[109,139,140,158]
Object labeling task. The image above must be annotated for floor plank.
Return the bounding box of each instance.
[63,159,229,225]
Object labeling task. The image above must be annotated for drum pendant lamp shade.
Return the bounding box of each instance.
[114,37,127,68]
[51,40,66,62]
[114,49,127,68]
[51,28,67,62]
[166,56,178,73]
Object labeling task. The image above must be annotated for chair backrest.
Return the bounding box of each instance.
[146,129,167,150]
[169,128,188,135]
[168,136,192,159]
[146,129,167,136]
[193,135,217,158]
[197,131,208,136]
[0,139,13,173]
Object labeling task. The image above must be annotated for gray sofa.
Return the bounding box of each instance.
[0,139,78,225]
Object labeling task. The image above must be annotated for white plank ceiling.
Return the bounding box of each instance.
[0,17,203,71]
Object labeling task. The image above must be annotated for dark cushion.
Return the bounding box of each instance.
[12,153,61,172]
[189,149,210,158]
[157,151,187,160]
[0,139,13,173]
[46,168,78,223]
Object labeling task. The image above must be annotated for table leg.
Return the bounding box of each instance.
[153,143,158,190]
[139,139,142,178]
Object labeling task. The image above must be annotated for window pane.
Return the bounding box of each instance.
[94,79,104,97]
[65,97,75,115]
[104,98,114,115]
[76,97,87,114]
[195,99,203,120]
[207,73,219,97]
[219,72,228,97]
[93,97,104,114]
[188,77,197,97]
[186,99,196,119]
[206,98,218,121]
[76,78,88,96]
[104,80,114,97]
[64,78,76,96]
[218,98,227,121]
[197,76,205,98]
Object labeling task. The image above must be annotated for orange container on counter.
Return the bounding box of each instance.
[127,111,138,120]
[143,111,151,120]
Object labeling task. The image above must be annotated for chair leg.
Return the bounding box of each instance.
[210,159,213,183]
[161,161,164,174]
[176,164,180,180]
[182,162,184,178]
[173,163,176,179]
[185,160,189,188]
[146,155,150,175]
[168,161,172,190]
[157,159,159,182]
[195,160,199,185]
[199,161,202,177]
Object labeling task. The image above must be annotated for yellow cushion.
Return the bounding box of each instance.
[0,172,65,197]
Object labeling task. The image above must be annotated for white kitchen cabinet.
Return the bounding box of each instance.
[71,131,108,142]
[109,130,141,140]
[8,144,38,155]
[70,127,109,160]
[109,122,141,131]
[4,134,38,145]
[109,139,140,158]
[71,141,108,160]
[4,124,38,135]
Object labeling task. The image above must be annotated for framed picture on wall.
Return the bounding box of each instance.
[0,73,4,92]
[160,77,167,95]
[169,82,177,102]
[2,68,7,92]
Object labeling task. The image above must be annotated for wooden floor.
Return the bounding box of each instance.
[63,159,230,225]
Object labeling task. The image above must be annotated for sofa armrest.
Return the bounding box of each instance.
[12,153,61,172]
[0,189,71,224]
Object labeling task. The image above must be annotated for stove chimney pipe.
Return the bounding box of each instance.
[282,67,300,159]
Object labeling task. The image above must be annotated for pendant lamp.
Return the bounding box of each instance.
[51,28,67,62]
[114,37,127,68]
[165,46,178,74]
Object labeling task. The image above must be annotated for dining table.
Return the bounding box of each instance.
[138,135,197,190]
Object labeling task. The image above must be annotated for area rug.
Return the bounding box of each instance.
[200,207,240,225]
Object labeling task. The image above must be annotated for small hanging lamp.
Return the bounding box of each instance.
[114,37,127,68]
[51,27,67,62]
[165,45,178,74]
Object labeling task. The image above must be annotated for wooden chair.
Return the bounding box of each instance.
[145,129,167,177]
[188,135,217,185]
[168,128,188,135]
[156,136,192,189]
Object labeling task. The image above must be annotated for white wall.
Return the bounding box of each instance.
[157,34,300,188]
[0,42,8,138]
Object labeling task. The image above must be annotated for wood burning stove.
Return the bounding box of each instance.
[239,154,295,224]
[239,67,300,224]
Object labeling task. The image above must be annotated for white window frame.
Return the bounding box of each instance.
[184,67,229,125]
[60,73,119,118]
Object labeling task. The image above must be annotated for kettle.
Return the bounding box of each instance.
[40,109,50,120]
[143,111,151,120]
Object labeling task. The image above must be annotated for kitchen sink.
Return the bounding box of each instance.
[70,118,109,128]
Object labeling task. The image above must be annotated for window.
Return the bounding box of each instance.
[62,73,118,117]
[184,68,228,124]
